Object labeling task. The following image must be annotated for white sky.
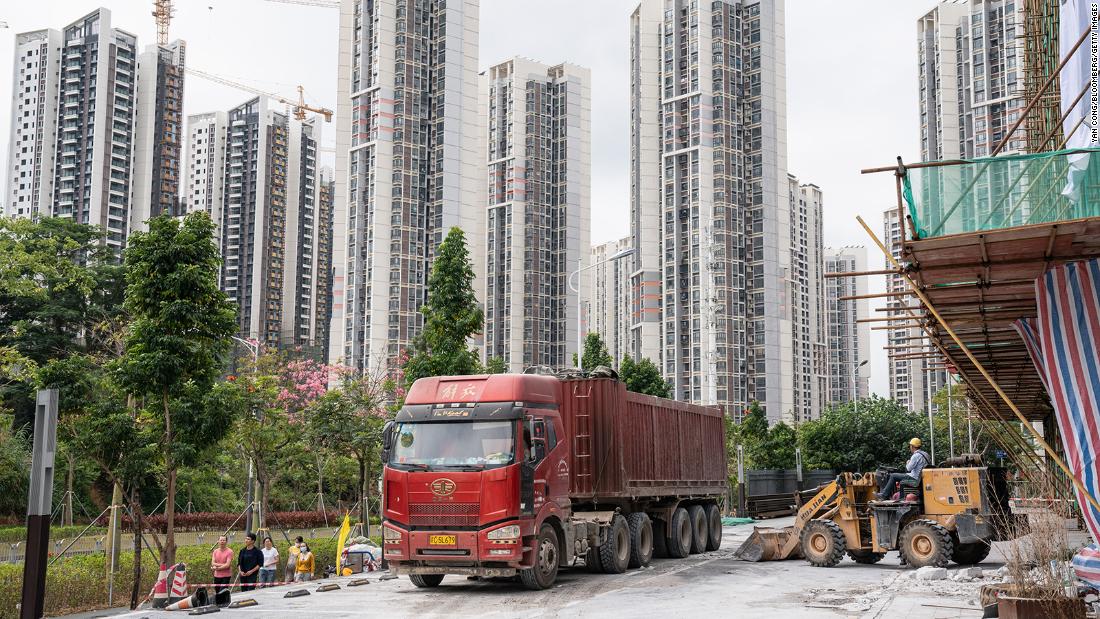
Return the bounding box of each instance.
[0,0,941,396]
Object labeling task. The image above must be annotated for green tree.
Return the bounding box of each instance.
[756,422,797,469]
[798,395,926,472]
[403,227,483,388]
[580,332,613,370]
[0,217,124,429]
[309,367,394,526]
[619,356,670,397]
[112,212,238,566]
[738,401,769,467]
[485,357,507,374]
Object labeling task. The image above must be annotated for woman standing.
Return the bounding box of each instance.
[295,544,315,582]
[259,537,279,586]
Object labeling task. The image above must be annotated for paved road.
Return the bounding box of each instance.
[103,517,1006,619]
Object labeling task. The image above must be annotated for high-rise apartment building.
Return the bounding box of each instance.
[789,179,827,423]
[314,167,336,364]
[184,98,328,353]
[334,0,485,372]
[6,28,62,219]
[4,8,186,251]
[630,0,812,424]
[918,0,1026,160]
[884,208,945,412]
[483,58,590,372]
[588,237,633,366]
[133,40,186,223]
[823,246,871,407]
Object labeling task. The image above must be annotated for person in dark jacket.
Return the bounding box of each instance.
[237,533,265,591]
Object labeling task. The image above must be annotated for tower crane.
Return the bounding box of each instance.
[153,0,174,45]
[186,68,334,122]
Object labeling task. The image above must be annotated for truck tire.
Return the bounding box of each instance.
[800,519,846,567]
[952,541,991,565]
[599,514,631,573]
[585,546,604,573]
[899,519,953,569]
[409,574,444,588]
[687,505,708,554]
[626,512,654,568]
[666,507,692,559]
[652,518,669,558]
[847,549,885,564]
[704,503,722,551]
[520,523,560,590]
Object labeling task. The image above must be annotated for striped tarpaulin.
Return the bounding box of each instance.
[1012,258,1100,542]
[1072,544,1100,588]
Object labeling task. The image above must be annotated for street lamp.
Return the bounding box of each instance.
[568,247,635,370]
[232,336,260,533]
[851,359,868,416]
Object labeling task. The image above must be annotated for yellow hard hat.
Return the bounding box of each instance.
[909,438,922,448]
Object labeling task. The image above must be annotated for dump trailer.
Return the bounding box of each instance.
[735,464,1014,568]
[380,373,728,590]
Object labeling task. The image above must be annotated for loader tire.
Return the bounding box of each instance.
[704,503,723,551]
[688,505,708,554]
[626,512,654,568]
[599,514,631,573]
[899,519,953,569]
[951,541,991,565]
[652,518,669,558]
[847,549,886,564]
[666,507,692,559]
[800,519,846,567]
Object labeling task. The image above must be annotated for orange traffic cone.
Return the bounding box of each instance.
[165,586,209,611]
[152,563,170,608]
[169,563,188,602]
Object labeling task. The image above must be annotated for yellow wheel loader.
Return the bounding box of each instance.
[735,463,1015,568]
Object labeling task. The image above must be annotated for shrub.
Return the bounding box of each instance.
[0,525,107,544]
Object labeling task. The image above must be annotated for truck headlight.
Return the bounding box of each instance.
[383,524,404,543]
[487,524,521,541]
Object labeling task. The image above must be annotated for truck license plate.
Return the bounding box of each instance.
[429,535,456,545]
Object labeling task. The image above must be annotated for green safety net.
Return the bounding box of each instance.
[901,147,1100,239]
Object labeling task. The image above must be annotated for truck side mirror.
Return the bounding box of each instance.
[381,420,395,460]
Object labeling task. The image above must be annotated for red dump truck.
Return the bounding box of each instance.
[380,373,728,590]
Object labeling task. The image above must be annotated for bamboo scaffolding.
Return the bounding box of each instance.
[857,215,1100,515]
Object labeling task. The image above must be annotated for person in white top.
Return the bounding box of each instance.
[259,537,280,587]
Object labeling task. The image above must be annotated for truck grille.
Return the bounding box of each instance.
[409,503,480,527]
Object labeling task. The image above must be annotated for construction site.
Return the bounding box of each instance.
[5,0,1100,617]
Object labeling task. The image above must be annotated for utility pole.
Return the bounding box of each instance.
[21,389,58,619]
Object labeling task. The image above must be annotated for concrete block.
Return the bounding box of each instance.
[916,566,948,581]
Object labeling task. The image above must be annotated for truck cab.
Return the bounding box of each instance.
[381,374,569,589]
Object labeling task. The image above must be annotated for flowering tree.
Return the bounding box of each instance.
[232,349,335,528]
[308,361,396,526]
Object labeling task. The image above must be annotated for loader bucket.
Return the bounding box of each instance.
[734,526,801,562]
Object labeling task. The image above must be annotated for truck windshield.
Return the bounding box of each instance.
[389,421,516,470]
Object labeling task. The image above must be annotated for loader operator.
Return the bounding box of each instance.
[875,438,931,500]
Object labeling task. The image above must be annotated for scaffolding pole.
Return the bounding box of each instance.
[856,215,1100,515]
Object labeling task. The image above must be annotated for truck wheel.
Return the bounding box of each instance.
[520,523,560,590]
[626,512,653,568]
[687,505,707,554]
[409,574,444,588]
[704,503,723,551]
[847,549,885,564]
[585,545,604,573]
[666,507,692,559]
[800,520,846,567]
[951,541,991,565]
[599,514,631,573]
[899,519,953,568]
